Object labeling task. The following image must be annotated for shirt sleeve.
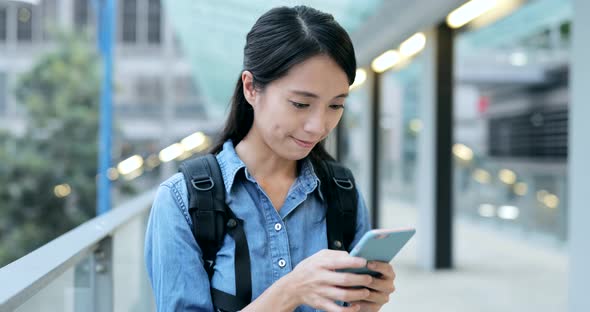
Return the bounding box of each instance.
[348,189,372,251]
[144,181,214,311]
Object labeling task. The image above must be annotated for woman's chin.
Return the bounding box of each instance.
[277,147,311,161]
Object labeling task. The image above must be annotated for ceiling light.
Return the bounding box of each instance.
[400,33,426,57]
[117,155,144,175]
[181,132,207,151]
[498,169,517,185]
[498,205,519,220]
[453,143,474,162]
[54,184,72,198]
[447,0,498,29]
[371,50,401,73]
[350,68,367,89]
[478,204,495,217]
[513,182,528,196]
[159,143,185,163]
[472,169,491,184]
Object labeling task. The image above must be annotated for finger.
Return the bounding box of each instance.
[317,286,371,303]
[313,297,361,312]
[322,254,368,270]
[367,261,395,280]
[349,301,381,311]
[366,276,396,294]
[364,289,391,305]
[311,249,366,269]
[323,270,373,287]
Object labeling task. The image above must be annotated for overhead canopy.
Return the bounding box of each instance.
[162,0,384,119]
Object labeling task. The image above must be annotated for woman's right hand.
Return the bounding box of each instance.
[283,249,374,312]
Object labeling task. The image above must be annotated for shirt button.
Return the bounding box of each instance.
[278,259,286,268]
[274,223,282,231]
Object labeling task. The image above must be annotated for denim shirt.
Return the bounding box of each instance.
[145,140,371,311]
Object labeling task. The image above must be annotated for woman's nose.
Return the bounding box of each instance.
[303,111,326,135]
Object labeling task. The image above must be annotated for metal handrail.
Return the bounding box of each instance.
[0,189,157,311]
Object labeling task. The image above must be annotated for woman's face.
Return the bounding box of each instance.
[243,54,350,160]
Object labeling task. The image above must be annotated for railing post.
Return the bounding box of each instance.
[92,237,113,312]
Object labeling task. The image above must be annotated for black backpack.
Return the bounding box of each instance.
[179,154,358,312]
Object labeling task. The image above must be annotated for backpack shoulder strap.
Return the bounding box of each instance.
[179,154,252,311]
[179,154,227,277]
[319,160,358,252]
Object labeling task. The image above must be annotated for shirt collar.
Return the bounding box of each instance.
[297,155,323,201]
[215,140,322,199]
[216,140,247,195]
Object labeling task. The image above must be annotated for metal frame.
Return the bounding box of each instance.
[370,71,381,229]
[433,23,454,268]
[568,1,590,310]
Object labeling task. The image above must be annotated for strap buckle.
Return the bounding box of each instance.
[333,177,354,190]
[191,176,215,191]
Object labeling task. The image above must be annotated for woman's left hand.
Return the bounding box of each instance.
[348,261,396,312]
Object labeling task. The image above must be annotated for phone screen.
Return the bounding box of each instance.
[339,228,415,276]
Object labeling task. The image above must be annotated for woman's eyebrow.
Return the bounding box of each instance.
[290,90,349,99]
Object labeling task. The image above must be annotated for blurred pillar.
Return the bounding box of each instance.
[96,0,115,215]
[370,71,381,228]
[568,0,590,310]
[416,23,454,270]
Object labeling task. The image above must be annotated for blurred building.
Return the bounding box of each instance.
[0,0,215,158]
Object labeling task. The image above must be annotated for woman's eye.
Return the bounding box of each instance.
[329,104,345,110]
[290,101,310,109]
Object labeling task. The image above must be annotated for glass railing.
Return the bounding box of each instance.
[0,190,157,312]
[378,148,568,244]
[454,157,568,243]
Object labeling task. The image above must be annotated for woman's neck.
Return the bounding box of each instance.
[235,130,297,180]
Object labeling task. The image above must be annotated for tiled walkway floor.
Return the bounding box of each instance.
[378,200,567,312]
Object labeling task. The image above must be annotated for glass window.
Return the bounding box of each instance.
[453,0,571,242]
[17,5,33,42]
[74,0,89,29]
[0,7,7,42]
[121,0,137,43]
[379,56,423,208]
[147,0,161,44]
[117,76,163,117]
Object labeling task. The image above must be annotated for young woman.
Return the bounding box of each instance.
[145,6,396,312]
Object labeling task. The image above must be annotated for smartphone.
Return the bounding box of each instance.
[339,228,416,277]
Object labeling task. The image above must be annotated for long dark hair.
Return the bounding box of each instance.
[209,6,357,165]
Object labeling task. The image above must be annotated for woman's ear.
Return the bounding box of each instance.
[242,71,256,107]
